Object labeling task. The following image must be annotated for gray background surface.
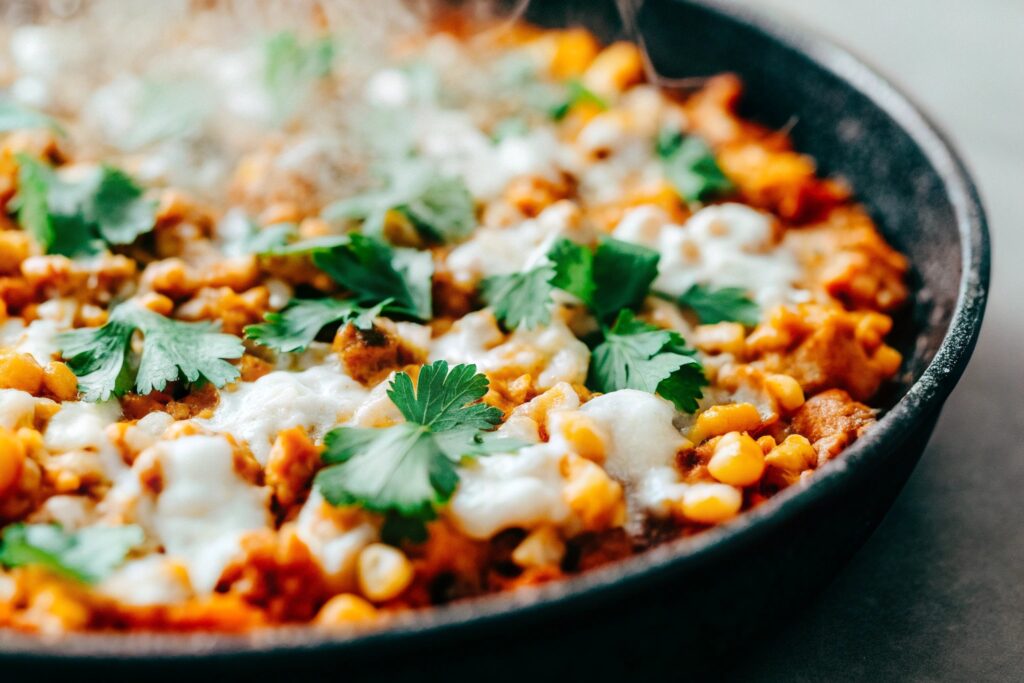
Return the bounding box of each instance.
[728,1,1023,680]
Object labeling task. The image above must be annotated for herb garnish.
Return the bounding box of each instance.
[0,523,143,584]
[676,283,759,326]
[315,361,518,542]
[656,128,734,203]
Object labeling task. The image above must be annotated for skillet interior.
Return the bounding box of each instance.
[0,0,989,676]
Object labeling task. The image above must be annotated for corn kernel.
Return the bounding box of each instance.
[756,435,776,454]
[708,432,765,486]
[357,543,414,603]
[554,411,607,462]
[764,373,805,412]
[0,427,26,495]
[42,362,78,401]
[765,434,817,473]
[689,402,761,444]
[315,594,378,626]
[550,28,600,78]
[873,345,902,375]
[693,322,746,356]
[582,42,645,97]
[511,526,566,569]
[680,483,742,524]
[562,453,627,531]
[0,351,44,394]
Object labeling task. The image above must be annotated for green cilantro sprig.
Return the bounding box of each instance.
[315,361,519,542]
[12,155,156,257]
[264,31,336,124]
[550,79,608,121]
[58,302,244,402]
[656,128,734,203]
[0,523,143,584]
[324,162,476,244]
[0,101,63,134]
[588,310,707,413]
[676,283,759,326]
[245,297,389,353]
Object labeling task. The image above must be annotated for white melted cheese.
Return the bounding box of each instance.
[43,400,125,480]
[198,363,369,465]
[448,442,570,540]
[149,435,270,594]
[99,556,192,606]
[579,389,686,491]
[445,201,587,285]
[430,310,590,390]
[294,489,377,590]
[613,203,806,309]
[0,389,37,430]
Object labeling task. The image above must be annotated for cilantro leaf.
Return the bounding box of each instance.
[58,302,244,401]
[657,128,734,203]
[550,79,607,121]
[0,101,63,134]
[264,31,336,124]
[0,523,143,583]
[548,238,594,303]
[324,163,476,244]
[677,284,760,326]
[312,234,432,320]
[588,310,706,412]
[315,362,512,539]
[387,360,502,432]
[244,297,388,353]
[12,155,156,257]
[228,222,296,256]
[590,237,660,321]
[480,263,556,330]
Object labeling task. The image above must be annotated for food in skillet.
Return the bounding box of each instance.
[0,4,907,633]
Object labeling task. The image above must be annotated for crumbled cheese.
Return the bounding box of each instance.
[44,400,125,479]
[614,203,806,309]
[635,466,689,518]
[430,310,590,389]
[198,362,368,465]
[149,435,270,594]
[0,389,37,430]
[445,201,587,284]
[294,489,377,590]
[99,556,193,606]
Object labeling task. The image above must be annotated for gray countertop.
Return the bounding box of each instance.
[728,1,1024,680]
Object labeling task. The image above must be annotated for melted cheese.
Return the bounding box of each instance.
[430,310,590,390]
[43,400,125,480]
[149,435,270,593]
[447,442,570,540]
[198,363,368,465]
[294,490,377,589]
[0,389,37,430]
[613,203,806,309]
[99,556,192,606]
[579,390,685,489]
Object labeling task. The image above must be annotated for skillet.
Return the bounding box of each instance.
[0,0,989,678]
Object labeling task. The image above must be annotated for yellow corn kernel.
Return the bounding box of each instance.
[764,373,805,412]
[357,543,414,603]
[0,427,26,496]
[708,432,765,487]
[549,28,600,78]
[854,312,892,351]
[756,435,777,454]
[582,42,645,97]
[42,362,78,401]
[764,434,817,473]
[693,322,747,356]
[689,402,761,444]
[0,351,44,394]
[555,411,607,463]
[0,230,31,274]
[315,594,378,626]
[511,526,566,569]
[562,453,626,531]
[136,292,174,316]
[680,483,743,525]
[873,345,902,376]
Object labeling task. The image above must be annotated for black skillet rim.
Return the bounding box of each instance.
[0,0,991,661]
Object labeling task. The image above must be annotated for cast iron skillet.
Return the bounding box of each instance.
[0,0,989,679]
